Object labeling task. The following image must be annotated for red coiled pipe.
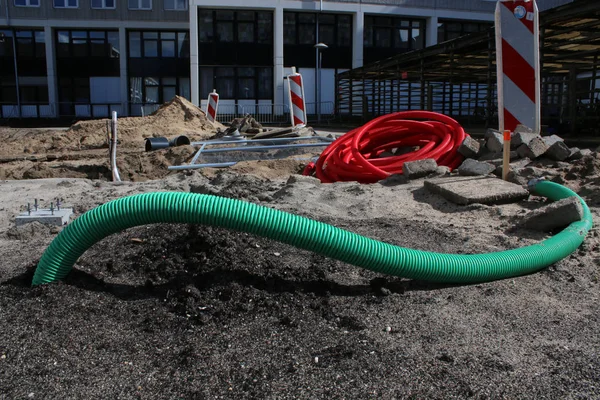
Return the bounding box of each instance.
[304,111,467,183]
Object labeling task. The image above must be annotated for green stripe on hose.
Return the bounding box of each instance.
[32,181,593,286]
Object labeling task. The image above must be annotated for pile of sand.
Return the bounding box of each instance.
[69,96,223,150]
[0,96,223,157]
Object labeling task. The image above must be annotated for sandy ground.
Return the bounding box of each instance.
[1,157,600,398]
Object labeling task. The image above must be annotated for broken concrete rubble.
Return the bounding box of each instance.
[516,136,549,159]
[424,176,529,205]
[545,141,571,161]
[458,136,481,159]
[485,129,504,153]
[520,196,583,232]
[403,158,438,179]
[458,159,495,176]
[511,131,538,148]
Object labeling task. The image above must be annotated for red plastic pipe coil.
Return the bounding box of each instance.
[304,111,467,183]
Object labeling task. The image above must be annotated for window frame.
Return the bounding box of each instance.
[91,0,117,10]
[163,0,187,11]
[128,0,152,11]
[14,0,40,7]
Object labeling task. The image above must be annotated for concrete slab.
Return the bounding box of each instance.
[15,208,73,227]
[424,176,529,205]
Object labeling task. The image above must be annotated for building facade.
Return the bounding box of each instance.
[0,0,571,120]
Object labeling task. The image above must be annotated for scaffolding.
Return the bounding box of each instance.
[337,0,600,137]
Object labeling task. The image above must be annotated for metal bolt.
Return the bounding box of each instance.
[34,199,38,211]
[56,198,61,211]
[50,202,54,215]
[27,203,31,216]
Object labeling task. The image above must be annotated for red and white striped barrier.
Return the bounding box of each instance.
[495,0,541,133]
[206,89,219,123]
[287,67,307,127]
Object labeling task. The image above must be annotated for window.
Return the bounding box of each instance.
[16,31,34,57]
[130,76,187,106]
[437,20,492,43]
[364,15,426,51]
[56,30,120,58]
[284,12,352,48]
[160,32,175,57]
[216,11,234,43]
[177,32,189,58]
[91,0,116,9]
[0,31,13,58]
[200,67,273,100]
[54,0,78,8]
[164,0,186,10]
[199,11,214,42]
[283,13,296,45]
[128,31,189,59]
[129,32,141,57]
[14,0,39,6]
[143,32,158,57]
[200,10,273,45]
[298,14,316,45]
[129,0,151,10]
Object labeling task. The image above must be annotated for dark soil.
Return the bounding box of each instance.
[1,217,599,399]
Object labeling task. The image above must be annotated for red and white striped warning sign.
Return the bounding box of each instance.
[206,90,219,123]
[287,67,307,127]
[495,0,541,133]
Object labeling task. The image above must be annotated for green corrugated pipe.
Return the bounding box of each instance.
[32,180,592,286]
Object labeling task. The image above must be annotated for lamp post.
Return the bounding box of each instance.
[314,42,328,123]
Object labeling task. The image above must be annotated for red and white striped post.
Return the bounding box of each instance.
[287,67,307,127]
[206,89,219,123]
[495,0,541,133]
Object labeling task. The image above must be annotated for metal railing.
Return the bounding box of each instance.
[305,101,335,122]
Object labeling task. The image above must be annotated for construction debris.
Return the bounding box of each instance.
[424,176,530,205]
[458,159,495,176]
[403,158,438,179]
[520,196,583,232]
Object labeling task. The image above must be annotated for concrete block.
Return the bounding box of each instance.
[542,134,564,148]
[424,176,529,205]
[511,131,538,148]
[520,197,583,232]
[545,141,571,161]
[458,136,481,159]
[15,208,73,227]
[458,159,496,176]
[517,136,549,159]
[403,158,438,179]
[485,130,504,153]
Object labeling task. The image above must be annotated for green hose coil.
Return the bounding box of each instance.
[32,180,592,286]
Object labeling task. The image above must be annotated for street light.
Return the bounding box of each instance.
[314,42,328,123]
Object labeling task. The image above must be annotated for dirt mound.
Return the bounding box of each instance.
[0,97,223,158]
[68,96,223,150]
